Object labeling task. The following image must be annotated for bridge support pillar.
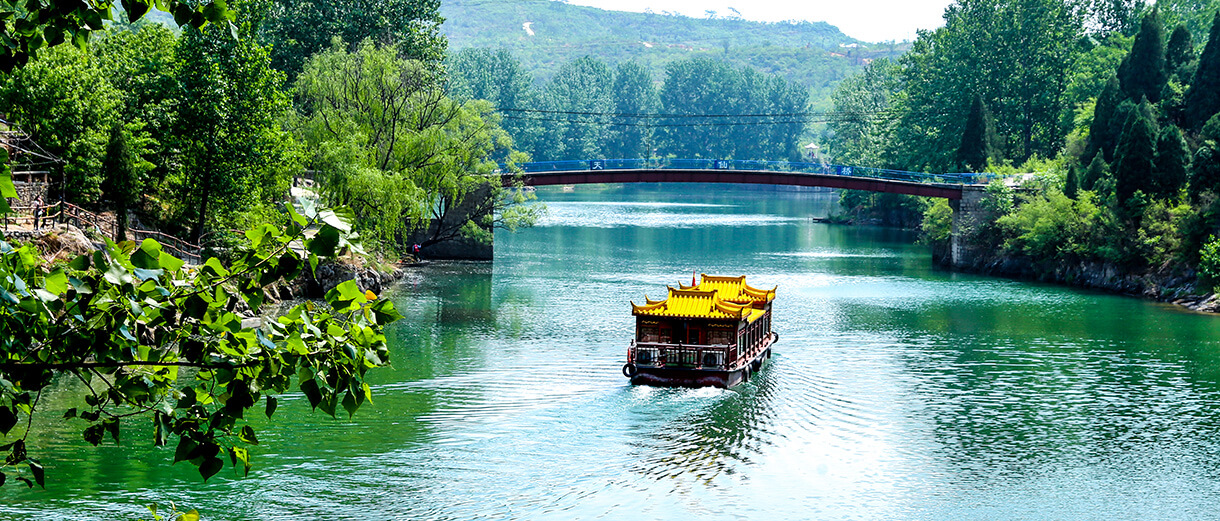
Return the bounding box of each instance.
[949,185,995,268]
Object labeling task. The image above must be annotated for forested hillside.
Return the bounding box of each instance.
[440,0,906,105]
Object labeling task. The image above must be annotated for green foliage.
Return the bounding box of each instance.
[920,198,954,246]
[1065,163,1081,199]
[606,62,658,159]
[1113,103,1158,203]
[297,40,541,253]
[0,195,401,488]
[996,190,1111,261]
[957,93,1000,172]
[827,58,901,168]
[1186,11,1220,130]
[1153,125,1190,198]
[1192,140,1220,201]
[171,22,299,241]
[656,57,809,161]
[0,43,121,203]
[1166,24,1195,77]
[440,0,891,90]
[1116,9,1167,103]
[260,0,446,78]
[1200,235,1220,287]
[1084,152,1110,191]
[888,0,1081,171]
[102,123,144,241]
[1086,76,1123,162]
[0,0,233,72]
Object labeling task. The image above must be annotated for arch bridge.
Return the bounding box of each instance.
[488,159,996,267]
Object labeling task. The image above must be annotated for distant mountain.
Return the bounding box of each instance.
[440,0,907,108]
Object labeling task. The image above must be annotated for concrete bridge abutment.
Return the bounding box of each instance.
[949,185,995,269]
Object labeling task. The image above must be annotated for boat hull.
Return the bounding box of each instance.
[629,347,771,389]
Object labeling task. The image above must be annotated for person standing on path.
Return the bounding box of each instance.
[32,195,42,230]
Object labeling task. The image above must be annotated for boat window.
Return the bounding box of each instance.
[687,328,701,345]
[639,326,659,342]
[659,328,671,344]
[708,330,732,345]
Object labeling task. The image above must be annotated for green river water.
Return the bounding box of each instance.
[5,185,1220,520]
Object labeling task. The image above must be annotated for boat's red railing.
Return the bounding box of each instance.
[630,333,774,371]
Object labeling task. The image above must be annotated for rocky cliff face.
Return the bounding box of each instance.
[946,254,1220,313]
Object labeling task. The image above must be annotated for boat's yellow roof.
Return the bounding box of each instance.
[632,287,766,323]
[679,274,776,305]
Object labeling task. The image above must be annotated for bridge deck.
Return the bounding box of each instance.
[507,168,965,200]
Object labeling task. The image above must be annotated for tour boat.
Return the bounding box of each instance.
[623,274,778,388]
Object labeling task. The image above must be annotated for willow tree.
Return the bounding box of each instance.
[296,40,540,254]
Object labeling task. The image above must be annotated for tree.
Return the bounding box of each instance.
[1116,8,1167,103]
[1166,24,1195,77]
[101,123,143,240]
[544,57,614,160]
[0,43,121,204]
[1192,141,1220,201]
[1113,104,1158,203]
[1065,163,1081,199]
[0,192,402,487]
[658,57,744,159]
[446,48,539,155]
[957,93,1000,172]
[605,61,657,159]
[0,0,232,71]
[1086,76,1122,162]
[296,40,540,253]
[828,58,902,168]
[889,0,1081,171]
[1186,11,1220,130]
[172,23,298,242]
[259,0,446,78]
[1083,151,1109,191]
[1153,124,1190,198]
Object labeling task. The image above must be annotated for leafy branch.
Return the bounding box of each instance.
[0,194,401,487]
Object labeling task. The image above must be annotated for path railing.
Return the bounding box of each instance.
[4,201,202,264]
[504,158,998,186]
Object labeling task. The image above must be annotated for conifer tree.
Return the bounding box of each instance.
[101,123,137,241]
[956,93,999,172]
[1166,24,1194,76]
[1117,9,1167,103]
[1186,11,1220,130]
[1065,163,1080,199]
[1087,77,1122,161]
[1113,107,1159,203]
[1153,125,1190,198]
[1190,143,1220,201]
[1084,152,1108,192]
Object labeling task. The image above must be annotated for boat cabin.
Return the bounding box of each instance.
[626,275,776,387]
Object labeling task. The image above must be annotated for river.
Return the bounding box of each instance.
[5,185,1220,520]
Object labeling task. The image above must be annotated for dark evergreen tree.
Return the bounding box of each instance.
[101,123,137,241]
[1117,9,1167,102]
[1190,142,1220,201]
[1113,107,1158,203]
[1186,11,1220,129]
[1086,76,1122,161]
[956,93,1000,172]
[1084,152,1109,191]
[1065,163,1080,199]
[1153,124,1190,198]
[1166,24,1195,75]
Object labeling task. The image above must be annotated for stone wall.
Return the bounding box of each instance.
[12,181,48,206]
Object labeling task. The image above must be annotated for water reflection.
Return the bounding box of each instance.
[629,366,780,485]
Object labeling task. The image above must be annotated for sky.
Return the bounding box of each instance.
[559,0,956,42]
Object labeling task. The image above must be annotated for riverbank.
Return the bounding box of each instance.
[944,253,1220,314]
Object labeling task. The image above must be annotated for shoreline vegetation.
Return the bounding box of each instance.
[824,3,1220,315]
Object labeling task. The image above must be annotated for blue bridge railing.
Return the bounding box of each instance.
[503,159,996,185]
